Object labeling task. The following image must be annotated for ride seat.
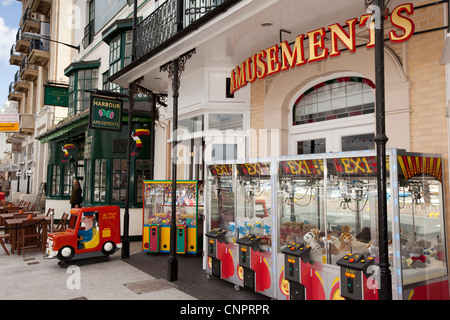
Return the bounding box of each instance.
[83,228,99,249]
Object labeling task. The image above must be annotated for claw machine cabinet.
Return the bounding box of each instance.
[234,160,276,298]
[274,149,449,300]
[390,149,449,300]
[205,164,239,286]
[276,157,324,300]
[142,180,201,254]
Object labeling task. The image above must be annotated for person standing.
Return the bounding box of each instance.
[70,179,83,208]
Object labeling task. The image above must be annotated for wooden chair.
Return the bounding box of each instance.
[44,208,55,232]
[54,213,68,232]
[22,201,30,210]
[20,219,46,257]
[4,207,21,213]
[46,208,55,217]
[0,233,11,255]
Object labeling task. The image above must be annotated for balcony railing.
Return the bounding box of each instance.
[135,0,237,60]
[10,44,23,66]
[20,55,39,82]
[20,55,38,71]
[185,0,229,26]
[29,38,49,53]
[8,82,22,101]
[13,70,30,93]
[21,7,40,33]
[28,38,50,66]
[9,82,15,94]
[14,70,21,84]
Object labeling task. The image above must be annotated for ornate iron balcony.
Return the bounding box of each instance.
[135,0,234,60]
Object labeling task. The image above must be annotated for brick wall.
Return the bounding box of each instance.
[405,1,450,262]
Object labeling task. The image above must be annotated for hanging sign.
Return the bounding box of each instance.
[89,94,123,131]
[44,85,69,107]
[230,3,415,94]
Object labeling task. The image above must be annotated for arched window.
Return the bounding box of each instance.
[293,77,375,126]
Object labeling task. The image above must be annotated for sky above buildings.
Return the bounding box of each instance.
[0,0,22,111]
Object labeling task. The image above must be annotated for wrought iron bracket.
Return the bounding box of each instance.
[160,48,196,94]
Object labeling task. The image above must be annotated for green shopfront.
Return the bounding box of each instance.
[39,111,153,207]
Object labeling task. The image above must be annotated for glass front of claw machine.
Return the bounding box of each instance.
[277,152,383,300]
[235,160,275,297]
[205,164,239,283]
[392,150,449,300]
[142,180,199,254]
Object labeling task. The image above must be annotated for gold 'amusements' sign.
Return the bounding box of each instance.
[230,3,415,94]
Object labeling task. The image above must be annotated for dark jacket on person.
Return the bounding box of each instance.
[70,187,82,208]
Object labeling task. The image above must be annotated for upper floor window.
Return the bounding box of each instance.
[83,0,95,48]
[68,67,99,116]
[103,30,133,93]
[293,77,375,126]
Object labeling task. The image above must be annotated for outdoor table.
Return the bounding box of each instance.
[0,211,40,226]
[0,213,15,226]
[4,216,49,255]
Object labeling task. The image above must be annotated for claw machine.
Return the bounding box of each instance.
[142,180,202,255]
[205,164,239,285]
[205,159,277,299]
[275,149,449,300]
[206,149,449,300]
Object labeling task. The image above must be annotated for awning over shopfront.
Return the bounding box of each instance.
[35,111,88,143]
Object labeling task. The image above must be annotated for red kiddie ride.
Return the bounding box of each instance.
[46,206,122,265]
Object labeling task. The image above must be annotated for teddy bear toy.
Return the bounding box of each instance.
[321,234,339,255]
[410,247,430,268]
[367,240,379,262]
[303,231,322,254]
[433,239,444,261]
[401,246,412,269]
[338,232,353,252]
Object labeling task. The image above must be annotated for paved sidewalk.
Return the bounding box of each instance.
[0,242,196,300]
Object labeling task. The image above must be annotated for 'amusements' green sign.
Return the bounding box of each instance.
[89,94,123,131]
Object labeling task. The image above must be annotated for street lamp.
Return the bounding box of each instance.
[16,169,21,192]
[366,0,392,300]
[22,32,80,52]
[26,168,32,194]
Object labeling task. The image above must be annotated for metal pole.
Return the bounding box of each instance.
[132,0,138,62]
[121,0,138,260]
[168,58,180,282]
[161,48,195,282]
[16,171,21,192]
[150,95,156,180]
[122,83,135,259]
[374,0,392,300]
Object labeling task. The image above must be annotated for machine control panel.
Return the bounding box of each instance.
[236,234,261,268]
[336,253,374,271]
[336,253,375,300]
[205,228,227,258]
[205,228,227,242]
[281,242,311,283]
